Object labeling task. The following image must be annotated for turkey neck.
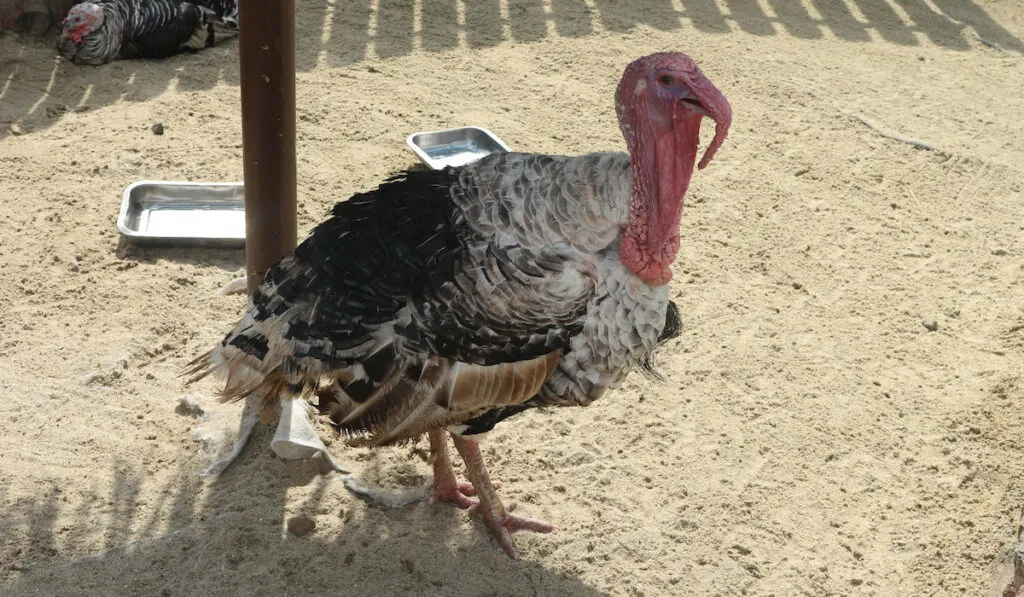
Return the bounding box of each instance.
[620,102,702,286]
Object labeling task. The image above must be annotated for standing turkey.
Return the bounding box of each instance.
[185,52,731,559]
[57,0,237,65]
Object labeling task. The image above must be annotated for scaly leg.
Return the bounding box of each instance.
[428,429,477,509]
[344,430,490,509]
[450,432,554,559]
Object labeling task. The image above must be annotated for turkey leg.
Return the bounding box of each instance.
[427,429,478,509]
[450,432,554,559]
[342,429,491,509]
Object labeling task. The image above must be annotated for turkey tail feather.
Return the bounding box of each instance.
[181,309,302,407]
[181,349,215,383]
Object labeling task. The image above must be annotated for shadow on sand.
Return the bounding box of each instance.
[1,0,1021,141]
[2,423,609,596]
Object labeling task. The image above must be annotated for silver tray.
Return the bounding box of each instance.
[117,180,245,247]
[406,126,511,170]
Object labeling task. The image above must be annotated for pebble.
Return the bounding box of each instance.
[9,123,24,136]
[922,319,939,332]
[287,515,316,537]
[151,121,165,135]
[174,396,205,417]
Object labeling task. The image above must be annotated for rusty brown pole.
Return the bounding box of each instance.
[238,0,297,292]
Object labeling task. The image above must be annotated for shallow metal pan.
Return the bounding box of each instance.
[117,180,245,248]
[406,126,511,170]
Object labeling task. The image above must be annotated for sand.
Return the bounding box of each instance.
[2,1,1024,595]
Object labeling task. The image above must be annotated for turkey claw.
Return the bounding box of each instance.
[432,481,478,509]
[459,480,502,497]
[486,512,555,560]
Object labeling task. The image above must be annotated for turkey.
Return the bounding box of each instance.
[185,51,731,559]
[57,0,237,65]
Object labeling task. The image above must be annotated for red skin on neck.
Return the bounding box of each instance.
[620,103,701,285]
[63,7,101,43]
[613,53,731,286]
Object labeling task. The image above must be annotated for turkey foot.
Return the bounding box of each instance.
[451,432,554,559]
[478,502,554,558]
[427,429,504,508]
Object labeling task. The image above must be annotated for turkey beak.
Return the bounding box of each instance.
[690,79,732,170]
[679,93,710,117]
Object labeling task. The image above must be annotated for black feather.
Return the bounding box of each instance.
[227,333,269,360]
[637,300,682,381]
[250,167,588,376]
[460,404,534,435]
[130,1,205,58]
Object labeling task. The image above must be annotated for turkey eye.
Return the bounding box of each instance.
[658,75,675,86]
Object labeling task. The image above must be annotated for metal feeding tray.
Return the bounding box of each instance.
[117,180,245,247]
[406,126,511,170]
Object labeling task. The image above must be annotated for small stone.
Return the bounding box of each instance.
[792,282,803,290]
[151,122,165,135]
[287,515,316,537]
[175,396,205,417]
[992,249,1007,256]
[922,319,939,332]
[9,123,24,136]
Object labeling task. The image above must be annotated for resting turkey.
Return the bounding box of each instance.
[57,0,237,65]
[185,52,731,559]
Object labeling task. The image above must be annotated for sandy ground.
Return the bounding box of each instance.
[2,1,1024,595]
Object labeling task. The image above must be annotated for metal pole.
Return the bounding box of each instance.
[238,0,297,293]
